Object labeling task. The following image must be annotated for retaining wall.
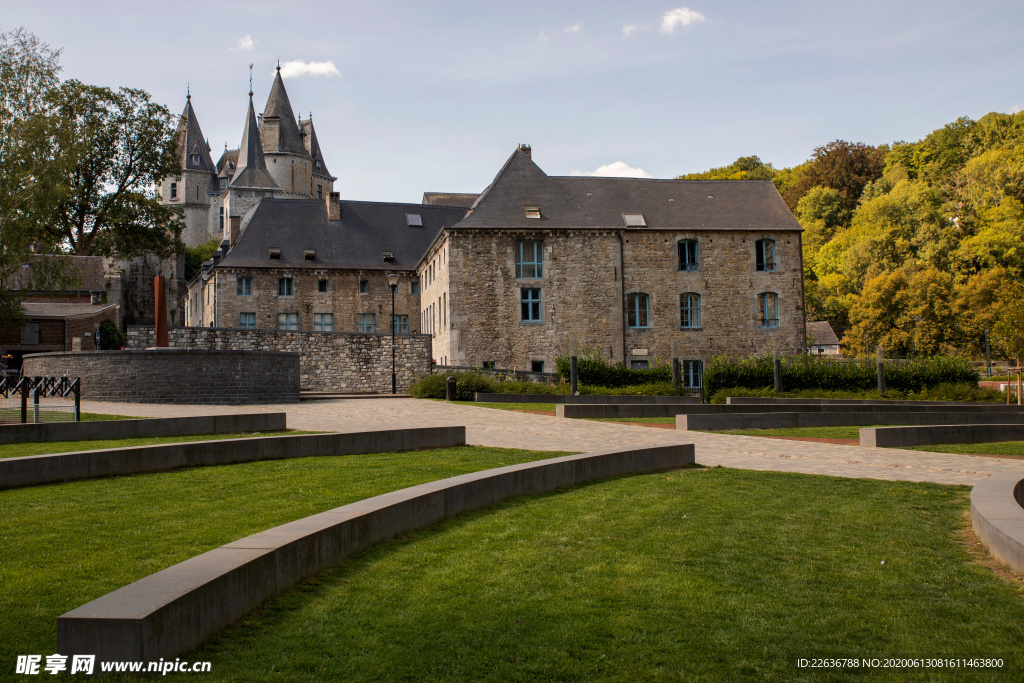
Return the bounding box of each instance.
[971,472,1024,573]
[0,413,286,445]
[475,393,700,405]
[22,350,299,405]
[861,424,1024,448]
[726,396,1002,407]
[558,403,1023,419]
[676,411,1024,431]
[0,427,465,489]
[57,442,695,662]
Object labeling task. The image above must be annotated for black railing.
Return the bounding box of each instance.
[0,376,80,424]
[430,365,560,385]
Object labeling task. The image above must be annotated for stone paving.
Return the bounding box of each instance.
[73,397,1024,486]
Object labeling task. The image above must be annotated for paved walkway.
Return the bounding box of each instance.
[78,397,1024,486]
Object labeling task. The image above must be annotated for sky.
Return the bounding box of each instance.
[3,1,1023,203]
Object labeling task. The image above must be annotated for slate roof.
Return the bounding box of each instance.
[422,192,479,208]
[230,95,279,190]
[23,303,118,319]
[261,69,308,156]
[455,147,802,232]
[217,199,467,271]
[806,321,840,346]
[216,148,239,179]
[175,97,216,174]
[300,117,334,179]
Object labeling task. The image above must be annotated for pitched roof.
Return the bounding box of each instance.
[806,321,840,346]
[300,117,334,179]
[454,147,802,232]
[217,199,467,271]
[216,148,239,179]
[261,68,308,156]
[422,192,479,208]
[230,95,279,190]
[174,96,216,174]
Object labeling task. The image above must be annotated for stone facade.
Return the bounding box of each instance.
[127,325,431,393]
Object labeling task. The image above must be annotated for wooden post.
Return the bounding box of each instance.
[876,345,885,397]
[773,356,782,392]
[154,275,169,348]
[672,358,680,390]
[74,380,81,422]
[570,356,578,395]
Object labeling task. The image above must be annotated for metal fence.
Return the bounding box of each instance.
[430,365,561,385]
[0,376,81,424]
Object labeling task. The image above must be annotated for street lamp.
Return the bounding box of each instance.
[387,273,399,394]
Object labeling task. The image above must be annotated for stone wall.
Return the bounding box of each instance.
[126,325,432,393]
[22,350,299,404]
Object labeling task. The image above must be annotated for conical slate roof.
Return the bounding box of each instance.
[175,96,216,173]
[230,94,279,190]
[301,116,334,179]
[261,67,307,156]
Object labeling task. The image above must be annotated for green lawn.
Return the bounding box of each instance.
[445,400,558,413]
[80,412,147,421]
[911,441,1024,457]
[150,468,1024,681]
[713,425,893,440]
[587,416,677,424]
[0,446,570,666]
[0,430,313,459]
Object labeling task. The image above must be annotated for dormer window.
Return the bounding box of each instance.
[382,251,395,262]
[406,213,423,227]
[623,213,646,227]
[269,248,282,260]
[304,250,316,261]
[219,178,227,188]
[524,206,541,219]
[315,159,322,170]
[191,153,200,166]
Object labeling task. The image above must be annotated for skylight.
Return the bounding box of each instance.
[524,206,541,219]
[622,213,646,227]
[406,213,423,227]
[382,251,395,262]
[269,248,281,260]
[304,250,316,261]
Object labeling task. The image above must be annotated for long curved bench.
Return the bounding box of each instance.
[971,471,1024,573]
[56,443,694,662]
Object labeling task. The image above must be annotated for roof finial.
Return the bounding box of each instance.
[276,59,281,72]
[186,82,191,100]
[248,64,253,97]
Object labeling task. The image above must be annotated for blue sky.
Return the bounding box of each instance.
[3,1,1023,202]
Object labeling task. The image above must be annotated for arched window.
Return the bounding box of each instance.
[757,292,779,328]
[627,293,649,328]
[680,293,700,328]
[755,239,775,272]
[678,239,699,272]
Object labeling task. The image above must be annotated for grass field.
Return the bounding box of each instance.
[0,430,312,459]
[712,425,889,439]
[0,446,569,669]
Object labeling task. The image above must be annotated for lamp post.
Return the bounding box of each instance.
[387,273,399,394]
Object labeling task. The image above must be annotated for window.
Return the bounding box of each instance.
[278,277,293,297]
[317,185,323,200]
[631,360,650,369]
[531,360,544,373]
[356,313,375,333]
[515,240,543,278]
[239,312,256,329]
[20,322,40,345]
[758,292,779,328]
[627,293,649,328]
[681,360,703,388]
[304,250,316,261]
[411,280,420,295]
[170,182,177,199]
[191,153,200,166]
[406,213,423,227]
[678,240,699,272]
[318,279,328,293]
[623,213,646,227]
[391,314,408,334]
[315,159,322,170]
[523,206,541,219]
[277,313,298,330]
[219,178,227,189]
[482,361,496,369]
[755,239,775,272]
[313,313,333,332]
[359,279,368,294]
[219,206,224,232]
[236,277,252,296]
[520,288,541,322]
[680,293,700,329]
[269,248,281,260]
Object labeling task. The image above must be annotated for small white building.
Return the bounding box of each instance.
[806,321,841,356]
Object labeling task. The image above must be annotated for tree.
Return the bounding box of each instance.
[993,281,1024,369]
[782,140,888,213]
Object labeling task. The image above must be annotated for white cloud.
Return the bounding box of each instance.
[565,21,582,33]
[277,60,341,79]
[537,30,551,42]
[622,24,644,38]
[572,161,652,178]
[1012,105,1023,114]
[231,35,257,51]
[660,7,706,34]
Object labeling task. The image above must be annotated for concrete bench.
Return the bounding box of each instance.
[476,393,700,404]
[971,472,1024,573]
[726,397,1003,407]
[57,443,694,662]
[861,424,1024,448]
[677,411,1024,431]
[558,403,1022,419]
[0,413,287,445]
[0,427,465,490]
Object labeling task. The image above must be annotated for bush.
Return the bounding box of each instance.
[707,383,1002,404]
[98,319,125,350]
[409,372,497,400]
[555,349,670,389]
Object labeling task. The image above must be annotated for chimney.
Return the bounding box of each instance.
[518,144,531,158]
[229,217,241,246]
[327,192,341,221]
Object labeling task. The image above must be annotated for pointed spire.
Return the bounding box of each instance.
[174,94,215,173]
[260,68,307,156]
[301,116,334,179]
[229,90,279,190]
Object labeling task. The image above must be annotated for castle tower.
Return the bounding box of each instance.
[300,114,337,200]
[260,65,313,198]
[160,91,218,247]
[223,88,279,237]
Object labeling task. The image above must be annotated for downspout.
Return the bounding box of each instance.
[617,230,627,366]
[796,232,808,353]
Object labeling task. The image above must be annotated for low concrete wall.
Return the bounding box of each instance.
[0,427,465,489]
[677,411,1024,431]
[476,393,700,405]
[971,472,1024,573]
[861,424,1024,448]
[22,350,300,404]
[726,397,1003,407]
[0,413,286,445]
[558,403,1023,419]
[57,443,694,662]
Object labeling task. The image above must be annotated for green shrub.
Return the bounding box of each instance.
[707,383,1002,404]
[555,348,670,389]
[98,319,126,350]
[409,372,498,400]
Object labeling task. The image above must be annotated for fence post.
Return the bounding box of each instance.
[773,357,782,392]
[985,330,991,378]
[876,345,886,397]
[445,376,456,401]
[20,383,27,424]
[672,358,680,390]
[33,387,40,424]
[74,380,81,422]
[570,356,578,395]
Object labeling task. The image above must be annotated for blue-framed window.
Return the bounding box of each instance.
[681,360,702,388]
[680,293,700,329]
[236,276,252,296]
[313,313,333,332]
[356,313,375,333]
[391,314,408,334]
[758,292,779,328]
[627,292,649,328]
[277,313,298,330]
[516,240,543,279]
[239,312,256,329]
[521,288,541,322]
[755,239,775,272]
[277,277,293,297]
[411,280,420,295]
[359,279,368,294]
[678,240,699,272]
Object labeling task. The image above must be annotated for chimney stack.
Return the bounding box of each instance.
[327,192,341,221]
[518,144,531,158]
